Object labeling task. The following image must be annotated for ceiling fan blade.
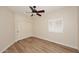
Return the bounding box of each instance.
[36,13,41,16]
[37,10,45,13]
[29,6,34,12]
[29,6,37,13]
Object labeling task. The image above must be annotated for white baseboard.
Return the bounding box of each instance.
[33,35,78,50]
[1,35,79,52]
[1,35,33,53]
[0,40,17,53]
[17,35,33,41]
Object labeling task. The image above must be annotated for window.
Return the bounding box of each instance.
[48,18,63,33]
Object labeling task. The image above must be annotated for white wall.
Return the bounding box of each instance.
[14,13,33,40]
[33,7,78,49]
[76,7,79,50]
[0,7,15,52]
[0,7,33,52]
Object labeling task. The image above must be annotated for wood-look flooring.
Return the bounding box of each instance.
[3,37,79,53]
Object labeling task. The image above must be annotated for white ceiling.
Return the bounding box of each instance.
[8,6,64,15]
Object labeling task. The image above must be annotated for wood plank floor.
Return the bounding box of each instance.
[3,37,79,53]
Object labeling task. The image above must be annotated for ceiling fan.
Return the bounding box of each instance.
[26,6,45,16]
